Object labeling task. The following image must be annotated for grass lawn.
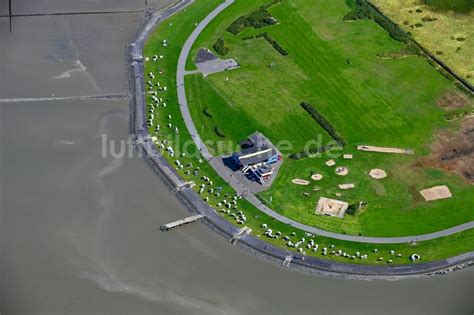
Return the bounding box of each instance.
[184,0,473,236]
[370,0,474,85]
[185,73,280,155]
[189,0,455,152]
[258,150,474,236]
[142,0,474,264]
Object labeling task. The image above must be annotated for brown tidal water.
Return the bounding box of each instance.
[0,1,472,314]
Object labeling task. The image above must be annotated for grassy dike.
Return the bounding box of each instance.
[142,0,474,265]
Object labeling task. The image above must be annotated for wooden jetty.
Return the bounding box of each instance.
[160,214,204,231]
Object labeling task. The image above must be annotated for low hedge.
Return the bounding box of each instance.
[203,107,213,118]
[259,32,288,56]
[343,0,412,44]
[376,45,420,59]
[227,0,281,35]
[214,126,226,138]
[300,102,345,147]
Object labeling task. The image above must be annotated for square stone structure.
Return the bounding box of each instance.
[420,185,453,201]
[315,197,349,218]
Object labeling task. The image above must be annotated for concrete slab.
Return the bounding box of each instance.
[339,183,355,190]
[196,58,239,77]
[420,185,453,201]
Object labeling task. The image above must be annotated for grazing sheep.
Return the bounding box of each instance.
[410,254,421,261]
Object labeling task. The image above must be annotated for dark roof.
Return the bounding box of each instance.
[239,139,254,149]
[239,148,277,166]
[238,145,270,157]
[239,132,272,151]
[234,132,278,166]
[247,132,268,149]
[195,48,218,64]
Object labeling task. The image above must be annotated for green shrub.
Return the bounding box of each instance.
[242,35,256,40]
[203,107,213,118]
[227,0,281,35]
[346,204,359,215]
[343,0,412,43]
[213,37,230,56]
[421,16,437,22]
[437,66,455,81]
[454,82,474,96]
[300,102,346,146]
[214,126,226,138]
[260,32,288,56]
[227,16,248,35]
[376,45,420,59]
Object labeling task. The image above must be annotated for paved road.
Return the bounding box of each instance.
[175,0,474,244]
[176,0,235,161]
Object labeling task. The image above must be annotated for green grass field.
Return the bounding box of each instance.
[188,0,455,151]
[185,0,473,236]
[142,0,474,265]
[258,151,474,236]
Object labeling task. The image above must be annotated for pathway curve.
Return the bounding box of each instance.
[175,0,474,244]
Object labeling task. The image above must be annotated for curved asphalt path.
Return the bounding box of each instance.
[176,0,474,244]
